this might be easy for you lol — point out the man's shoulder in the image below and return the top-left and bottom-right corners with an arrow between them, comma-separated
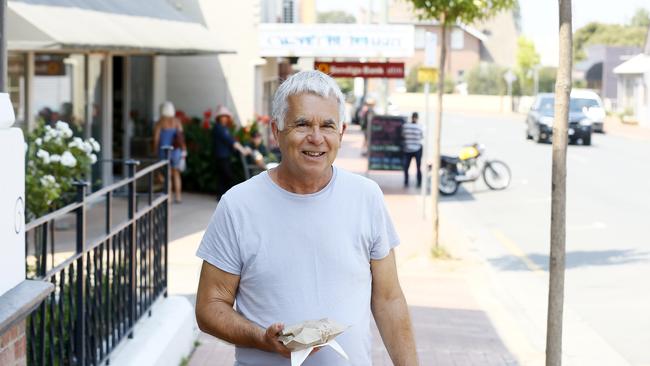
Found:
221,173 -> 268,204
335,167 -> 382,195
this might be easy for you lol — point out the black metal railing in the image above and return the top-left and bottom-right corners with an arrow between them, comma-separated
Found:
24,155 -> 171,366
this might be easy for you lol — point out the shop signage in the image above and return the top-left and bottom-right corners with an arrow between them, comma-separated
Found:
368,115 -> 406,171
259,24 -> 414,58
315,61 -> 404,79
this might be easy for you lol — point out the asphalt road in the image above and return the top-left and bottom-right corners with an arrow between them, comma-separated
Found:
434,113 -> 650,365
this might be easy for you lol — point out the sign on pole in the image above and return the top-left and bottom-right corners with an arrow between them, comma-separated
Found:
417,67 -> 438,83
424,32 -> 437,67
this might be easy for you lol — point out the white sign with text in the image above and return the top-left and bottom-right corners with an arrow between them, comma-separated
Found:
259,24 -> 414,58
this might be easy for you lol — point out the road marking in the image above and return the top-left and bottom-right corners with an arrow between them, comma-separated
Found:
492,229 -> 544,273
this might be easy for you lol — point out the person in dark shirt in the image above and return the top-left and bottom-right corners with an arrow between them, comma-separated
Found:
212,106 -> 250,200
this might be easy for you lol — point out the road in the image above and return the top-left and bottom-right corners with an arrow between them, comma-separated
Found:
434,113 -> 650,365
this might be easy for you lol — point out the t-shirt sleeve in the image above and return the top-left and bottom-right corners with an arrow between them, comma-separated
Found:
370,184 -> 400,260
195,199 -> 242,275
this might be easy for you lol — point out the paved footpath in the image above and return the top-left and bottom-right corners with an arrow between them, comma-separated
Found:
180,124 -> 522,365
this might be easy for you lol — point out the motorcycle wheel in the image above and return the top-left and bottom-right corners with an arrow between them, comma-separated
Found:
483,160 -> 511,190
438,168 -> 459,195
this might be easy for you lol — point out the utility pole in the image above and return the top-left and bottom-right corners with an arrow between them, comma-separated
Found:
0,0 -> 7,92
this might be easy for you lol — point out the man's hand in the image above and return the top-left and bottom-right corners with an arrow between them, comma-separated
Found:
260,323 -> 291,358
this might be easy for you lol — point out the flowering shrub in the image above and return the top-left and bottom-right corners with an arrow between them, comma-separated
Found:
25,121 -> 100,219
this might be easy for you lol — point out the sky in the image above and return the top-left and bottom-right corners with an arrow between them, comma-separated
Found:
316,0 -> 650,66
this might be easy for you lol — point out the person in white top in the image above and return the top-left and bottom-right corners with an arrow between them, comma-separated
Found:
195,70 -> 418,365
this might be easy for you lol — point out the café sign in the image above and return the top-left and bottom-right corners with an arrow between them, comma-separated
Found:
259,24 -> 414,58
315,61 -> 405,78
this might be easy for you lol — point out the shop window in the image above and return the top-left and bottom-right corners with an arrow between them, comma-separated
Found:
451,28 -> 464,50
33,54 -> 87,136
7,53 -> 27,128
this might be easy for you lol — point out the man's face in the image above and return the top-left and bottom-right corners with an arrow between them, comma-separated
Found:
273,93 -> 346,178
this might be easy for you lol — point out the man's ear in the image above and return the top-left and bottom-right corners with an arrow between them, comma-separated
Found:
339,123 -> 347,142
271,120 -> 280,141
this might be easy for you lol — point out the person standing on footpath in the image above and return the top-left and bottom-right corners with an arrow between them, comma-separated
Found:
212,105 -> 249,201
195,70 -> 418,365
153,101 -> 186,203
402,112 -> 424,188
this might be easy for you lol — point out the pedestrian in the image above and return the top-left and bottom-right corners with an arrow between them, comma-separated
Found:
360,98 -> 376,156
153,101 -> 186,203
211,105 -> 250,201
195,70 -> 418,365
402,112 -> 424,188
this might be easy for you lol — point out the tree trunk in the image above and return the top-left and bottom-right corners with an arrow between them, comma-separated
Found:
431,15 -> 447,248
546,1 -> 572,365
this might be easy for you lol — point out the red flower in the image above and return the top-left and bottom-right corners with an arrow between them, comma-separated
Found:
203,109 -> 212,119
202,120 -> 210,129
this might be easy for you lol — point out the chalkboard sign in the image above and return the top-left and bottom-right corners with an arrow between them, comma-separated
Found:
368,115 -> 406,171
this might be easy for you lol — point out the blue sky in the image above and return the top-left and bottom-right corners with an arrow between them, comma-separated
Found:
317,0 -> 650,65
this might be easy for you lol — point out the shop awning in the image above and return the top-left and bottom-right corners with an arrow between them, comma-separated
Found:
7,0 -> 235,55
613,54 -> 650,75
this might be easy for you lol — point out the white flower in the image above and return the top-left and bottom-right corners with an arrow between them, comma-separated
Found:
83,141 -> 93,155
36,149 -> 50,164
35,138 -> 42,146
50,154 -> 61,163
60,151 -> 77,167
40,175 -> 56,187
56,121 -> 70,131
62,127 -> 73,138
68,138 -> 81,150
89,154 -> 97,164
89,138 -> 101,152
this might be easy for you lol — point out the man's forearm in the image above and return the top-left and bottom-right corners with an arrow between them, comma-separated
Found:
372,295 -> 418,365
196,300 -> 268,351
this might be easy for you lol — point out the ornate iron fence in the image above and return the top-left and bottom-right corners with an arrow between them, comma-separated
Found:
25,157 -> 170,366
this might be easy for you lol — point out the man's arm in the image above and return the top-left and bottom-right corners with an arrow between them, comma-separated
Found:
195,261 -> 291,357
371,249 -> 418,365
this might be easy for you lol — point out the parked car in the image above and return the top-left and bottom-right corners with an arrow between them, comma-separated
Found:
571,89 -> 605,133
525,91 -> 602,145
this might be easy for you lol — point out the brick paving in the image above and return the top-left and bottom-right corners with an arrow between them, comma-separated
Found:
185,124 -> 519,365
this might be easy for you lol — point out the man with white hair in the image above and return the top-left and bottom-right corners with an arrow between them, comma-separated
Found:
195,70 -> 418,365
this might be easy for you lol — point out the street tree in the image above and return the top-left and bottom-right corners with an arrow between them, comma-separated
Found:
404,0 -> 516,248
573,19 -> 648,61
546,0 -> 571,365
516,36 -> 541,95
630,7 -> 650,28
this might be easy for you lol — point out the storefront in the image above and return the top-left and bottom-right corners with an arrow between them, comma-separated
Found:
7,0 -> 233,184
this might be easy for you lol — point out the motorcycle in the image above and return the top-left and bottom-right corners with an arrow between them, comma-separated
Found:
437,143 -> 511,195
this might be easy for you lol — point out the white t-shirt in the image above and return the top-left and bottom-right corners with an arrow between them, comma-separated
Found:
196,166 -> 400,366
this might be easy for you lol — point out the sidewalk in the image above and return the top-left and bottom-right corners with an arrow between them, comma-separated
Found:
179,125 -> 520,365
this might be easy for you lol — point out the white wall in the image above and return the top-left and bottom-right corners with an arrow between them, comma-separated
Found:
164,0 -> 262,125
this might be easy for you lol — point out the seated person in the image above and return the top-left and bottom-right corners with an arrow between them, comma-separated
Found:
246,131 -> 269,171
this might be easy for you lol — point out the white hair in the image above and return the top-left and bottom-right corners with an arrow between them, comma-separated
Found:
272,70 -> 346,131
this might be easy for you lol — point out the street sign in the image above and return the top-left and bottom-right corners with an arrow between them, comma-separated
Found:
417,67 -> 438,83
503,69 -> 517,84
424,32 -> 437,67
315,61 -> 404,78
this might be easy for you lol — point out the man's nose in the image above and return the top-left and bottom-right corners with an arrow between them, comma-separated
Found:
306,126 -> 324,144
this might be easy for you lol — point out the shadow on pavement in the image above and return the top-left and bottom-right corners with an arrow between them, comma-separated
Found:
488,249 -> 650,272
372,305 -> 518,365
